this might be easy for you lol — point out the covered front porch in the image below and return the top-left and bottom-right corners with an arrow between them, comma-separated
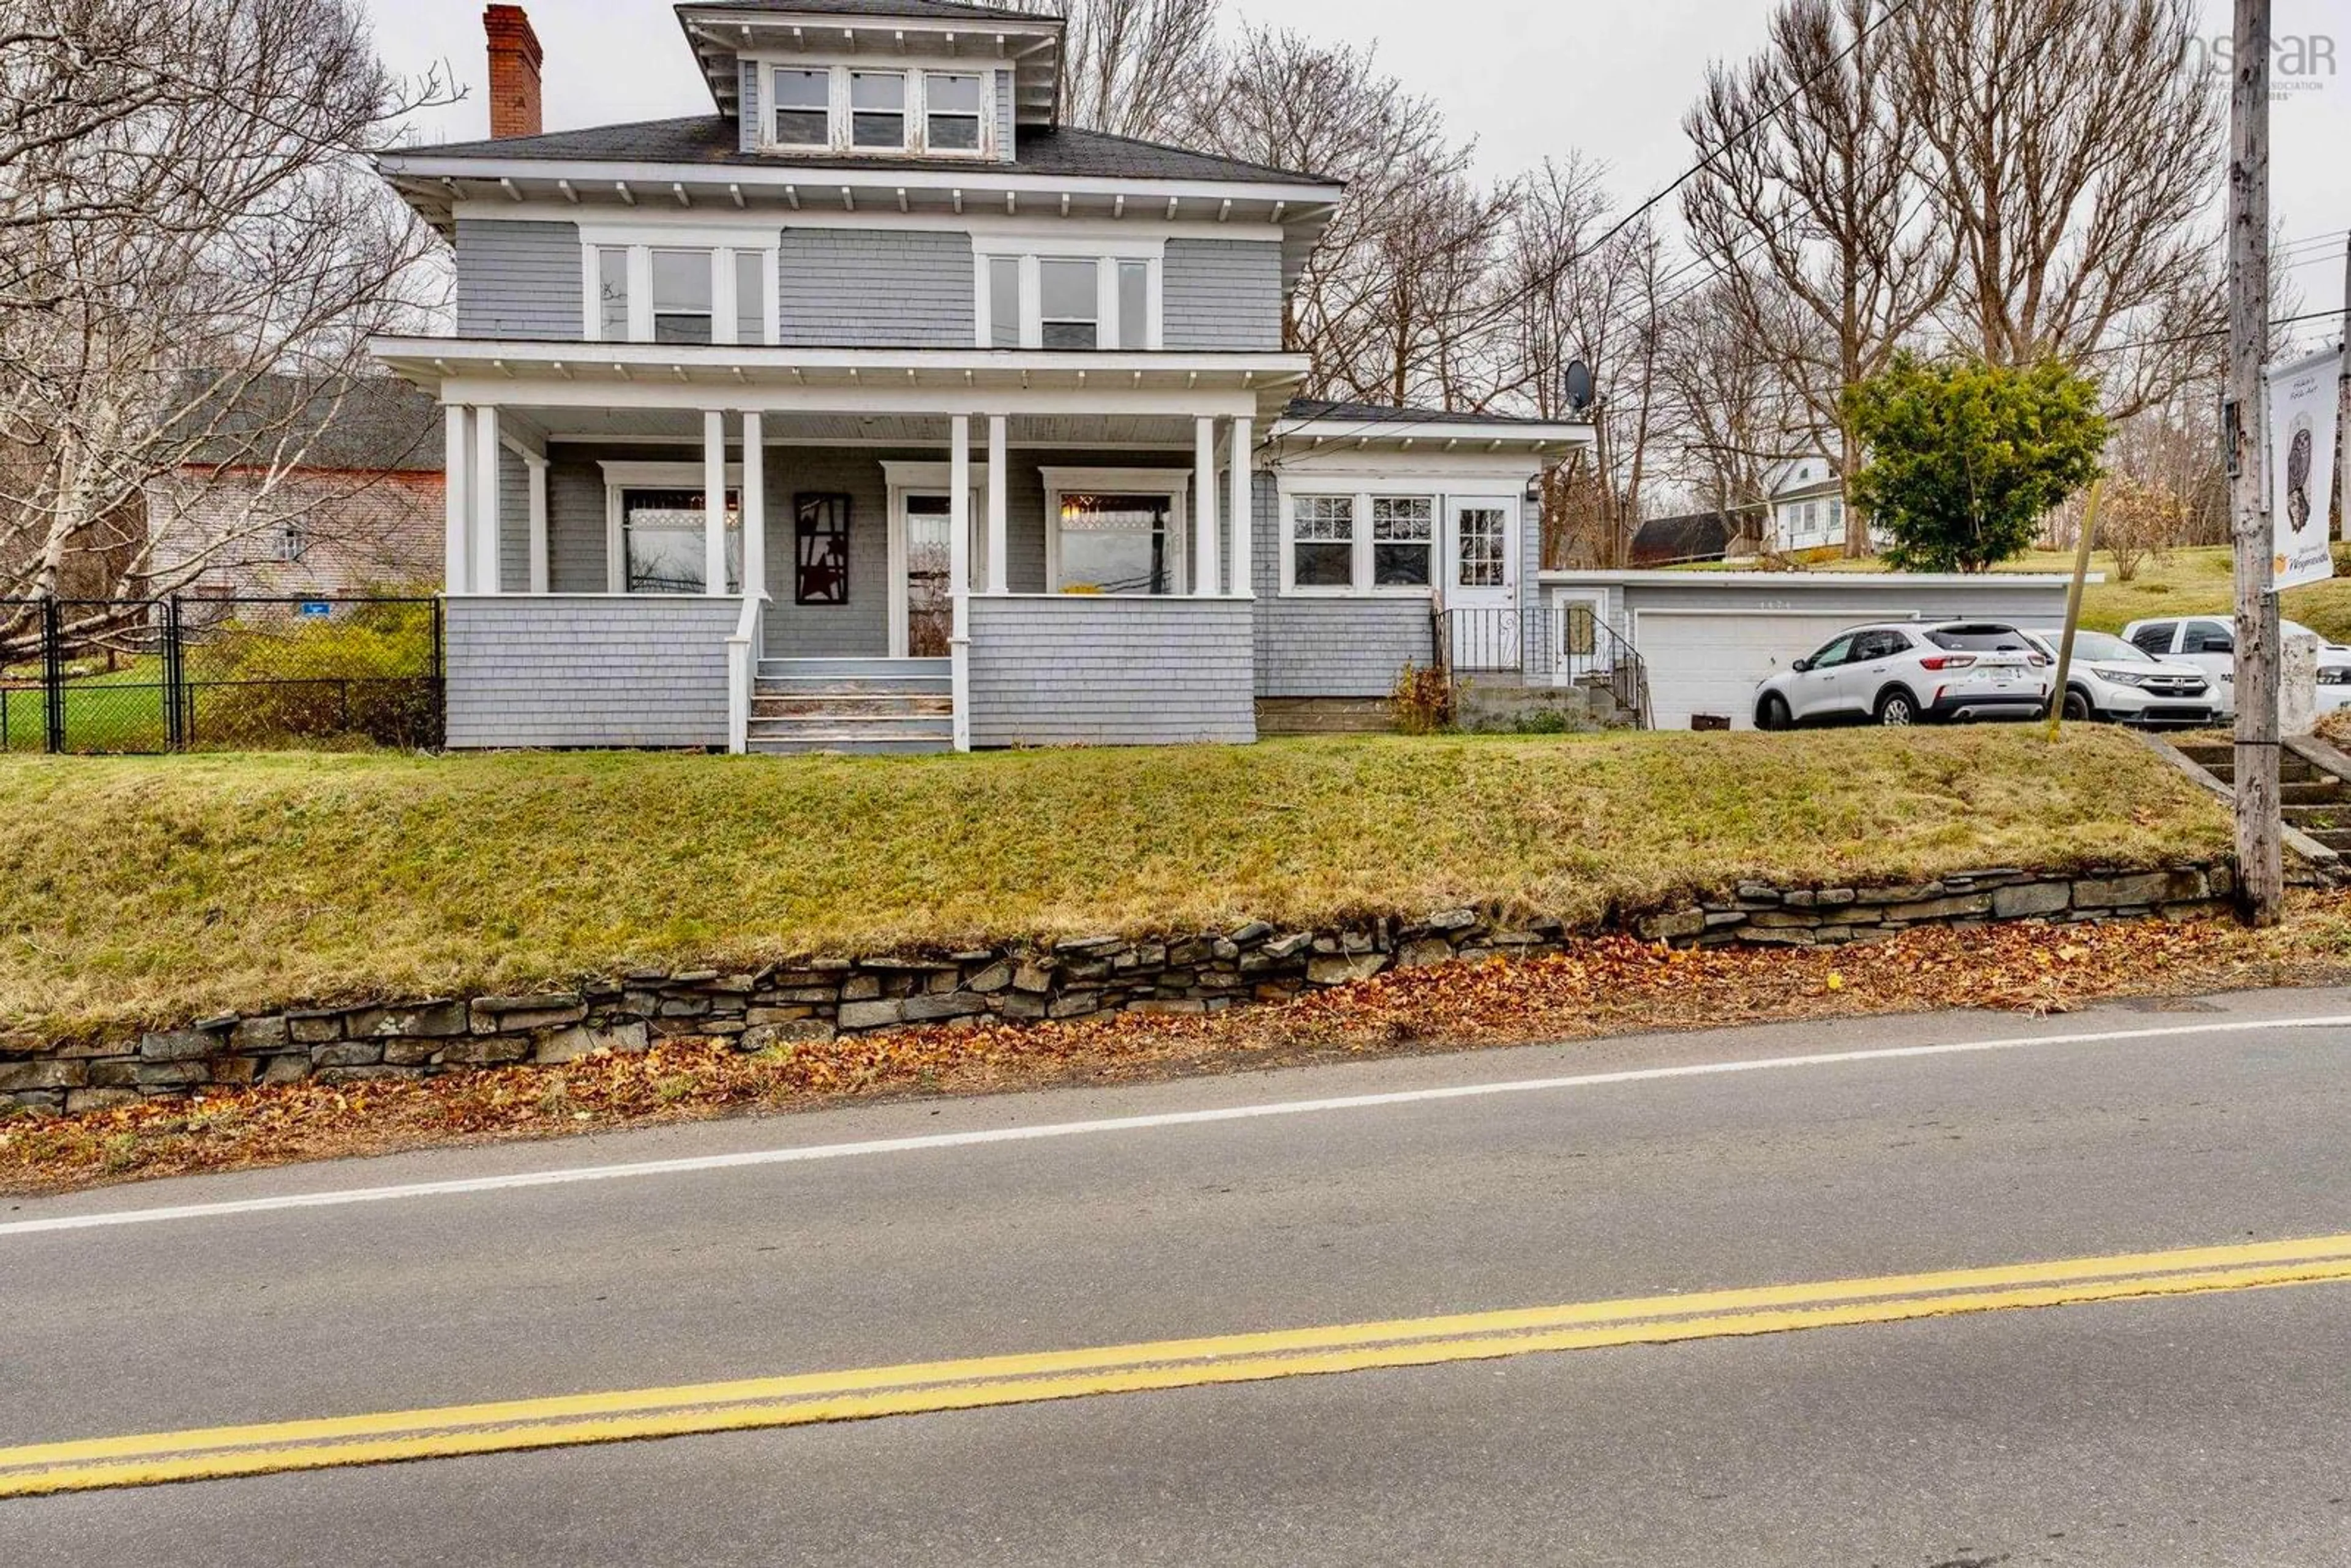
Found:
380,340 -> 1300,752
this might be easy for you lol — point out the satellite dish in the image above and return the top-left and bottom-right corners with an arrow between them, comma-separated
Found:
1562,358 -> 1595,416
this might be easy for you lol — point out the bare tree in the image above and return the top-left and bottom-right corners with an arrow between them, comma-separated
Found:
1002,0 -> 1222,143
1898,0 -> 2222,415
1680,0 -> 1954,557
0,0 -> 451,655
1654,276 -> 1797,553
1188,28 -> 1491,405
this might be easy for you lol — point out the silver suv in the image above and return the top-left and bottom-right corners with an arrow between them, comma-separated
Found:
1755,621 -> 2053,729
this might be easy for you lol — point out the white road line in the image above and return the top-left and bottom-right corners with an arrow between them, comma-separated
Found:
5,1013 -> 2346,1239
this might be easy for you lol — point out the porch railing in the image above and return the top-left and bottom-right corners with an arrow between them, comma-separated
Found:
1436,605 -> 1651,728
725,591 -> 763,754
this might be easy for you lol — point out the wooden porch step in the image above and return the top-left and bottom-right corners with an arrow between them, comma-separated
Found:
752,694 -> 954,719
747,732 -> 953,756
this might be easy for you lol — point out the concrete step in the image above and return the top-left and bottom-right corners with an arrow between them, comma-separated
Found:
2306,828 -> 2351,853
2282,780 -> 2346,806
2284,801 -> 2351,827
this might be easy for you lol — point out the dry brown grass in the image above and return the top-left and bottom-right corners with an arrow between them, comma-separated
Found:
0,727 -> 2227,1044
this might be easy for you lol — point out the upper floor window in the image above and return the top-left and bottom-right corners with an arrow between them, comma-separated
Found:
772,69 -> 828,147
975,250 -> 1160,351
763,62 -> 993,157
850,71 -> 906,148
587,241 -> 776,346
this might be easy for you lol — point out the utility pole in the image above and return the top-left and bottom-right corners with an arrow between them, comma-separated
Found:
2227,0 -> 2281,926
2339,233 -> 2349,543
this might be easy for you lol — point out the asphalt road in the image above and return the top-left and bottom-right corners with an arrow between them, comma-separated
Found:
7,989 -> 2351,1564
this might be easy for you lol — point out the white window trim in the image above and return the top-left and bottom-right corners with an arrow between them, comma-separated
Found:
757,60 -> 998,159
601,460 -> 746,595
1276,482 -> 1449,598
580,234 -> 781,347
972,239 -> 1164,351
1039,466 -> 1190,597
1446,497 -> 1517,596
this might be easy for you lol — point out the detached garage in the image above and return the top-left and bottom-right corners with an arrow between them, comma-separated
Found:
1534,570 -> 2086,730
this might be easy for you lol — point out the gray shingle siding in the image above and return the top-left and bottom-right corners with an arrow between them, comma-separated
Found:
1163,239 -> 1283,351
496,447 -> 529,592
995,69 -> 1014,162
455,219 -> 582,340
740,60 -> 761,155
777,228 -> 973,347
967,597 -> 1256,746
1248,474 -> 1438,697
444,596 -> 737,749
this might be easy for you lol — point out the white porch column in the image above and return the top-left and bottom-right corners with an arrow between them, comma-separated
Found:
702,410 -> 727,596
986,413 -> 1009,595
471,404 -> 501,593
443,405 -> 472,595
740,411 -> 766,602
949,414 -> 973,751
524,452 -> 550,594
1227,416 -> 1254,597
1193,415 -> 1219,598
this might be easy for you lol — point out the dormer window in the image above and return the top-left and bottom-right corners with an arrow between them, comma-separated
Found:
926,74 -> 983,151
849,72 -> 906,148
759,62 -> 995,157
772,69 -> 828,147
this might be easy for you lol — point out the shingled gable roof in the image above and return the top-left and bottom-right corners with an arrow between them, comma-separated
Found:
402,115 -> 1336,188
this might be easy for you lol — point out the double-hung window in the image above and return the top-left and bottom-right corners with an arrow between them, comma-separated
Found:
978,253 -> 1160,350
772,68 -> 829,147
1040,259 -> 1100,350
584,242 -> 774,345
925,73 -> 983,151
651,250 -> 713,344
1286,492 -> 1442,593
1371,497 -> 1434,587
1291,496 -> 1355,588
850,71 -> 907,149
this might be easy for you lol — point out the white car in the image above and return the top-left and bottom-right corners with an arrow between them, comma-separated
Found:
2120,615 -> 2351,718
2018,629 -> 2217,728
1754,621 -> 2053,729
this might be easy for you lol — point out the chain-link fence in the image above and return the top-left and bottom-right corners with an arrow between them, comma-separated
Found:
0,596 -> 441,754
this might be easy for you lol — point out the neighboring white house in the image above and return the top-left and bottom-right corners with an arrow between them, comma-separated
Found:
369,1 -> 1590,753
1760,454 -> 1850,555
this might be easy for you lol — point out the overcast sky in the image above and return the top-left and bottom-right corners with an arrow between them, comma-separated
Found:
367,0 -> 2350,332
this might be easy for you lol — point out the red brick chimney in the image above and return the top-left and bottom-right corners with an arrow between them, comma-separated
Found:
484,6 -> 544,140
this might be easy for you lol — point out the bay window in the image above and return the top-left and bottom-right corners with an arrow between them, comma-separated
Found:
849,71 -> 907,148
925,73 -> 983,151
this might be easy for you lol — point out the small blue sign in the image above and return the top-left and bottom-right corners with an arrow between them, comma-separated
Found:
297,601 -> 332,620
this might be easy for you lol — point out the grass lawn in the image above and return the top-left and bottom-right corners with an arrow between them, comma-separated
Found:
0,727 -> 2226,1045
0,659 -> 172,754
1684,545 -> 2351,642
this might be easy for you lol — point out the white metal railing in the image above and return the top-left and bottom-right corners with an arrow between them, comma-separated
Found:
725,591 -> 763,754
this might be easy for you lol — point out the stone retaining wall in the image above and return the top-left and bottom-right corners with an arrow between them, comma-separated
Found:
0,862 -> 2231,1115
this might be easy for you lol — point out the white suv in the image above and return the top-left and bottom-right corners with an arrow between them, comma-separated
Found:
2018,628 -> 2216,728
2120,615 -> 2351,718
1754,621 -> 2052,729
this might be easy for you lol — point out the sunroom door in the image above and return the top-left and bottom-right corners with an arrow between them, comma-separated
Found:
1445,497 -> 1516,671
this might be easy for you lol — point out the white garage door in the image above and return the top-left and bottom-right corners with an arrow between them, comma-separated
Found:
1634,610 -> 1863,731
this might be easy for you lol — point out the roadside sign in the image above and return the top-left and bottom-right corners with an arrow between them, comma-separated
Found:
2267,346 -> 2341,590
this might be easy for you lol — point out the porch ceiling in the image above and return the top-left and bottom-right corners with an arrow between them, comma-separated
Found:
372,338 -> 1307,421
509,408 -> 1209,448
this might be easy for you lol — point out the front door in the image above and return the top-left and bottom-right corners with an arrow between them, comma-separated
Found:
1445,498 -> 1515,670
891,488 -> 984,658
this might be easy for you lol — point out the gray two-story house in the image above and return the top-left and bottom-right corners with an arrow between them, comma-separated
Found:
372,0 -> 1588,752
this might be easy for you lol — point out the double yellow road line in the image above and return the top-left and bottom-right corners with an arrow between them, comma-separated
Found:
10,1230 -> 2351,1498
